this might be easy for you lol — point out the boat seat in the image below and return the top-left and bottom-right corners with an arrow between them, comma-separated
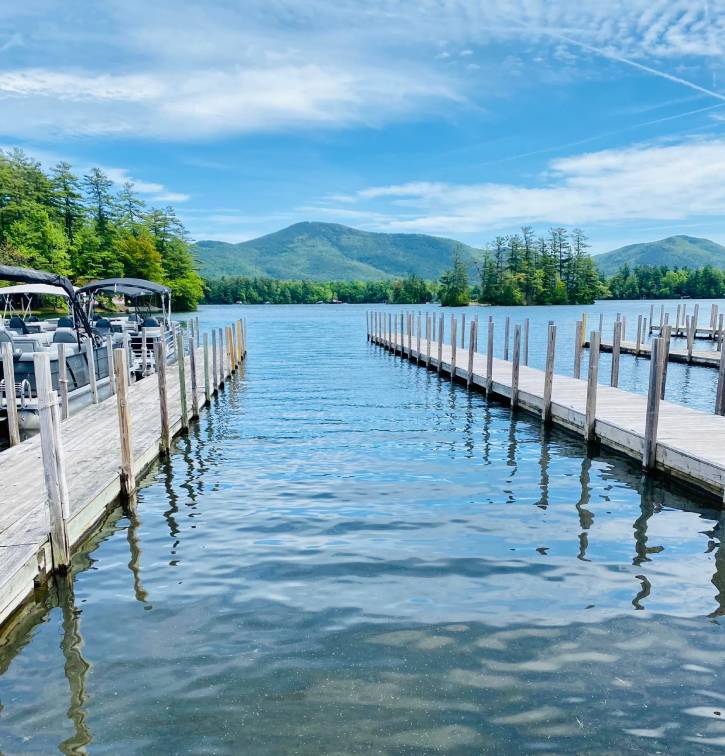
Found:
53,330 -> 77,344
8,316 -> 29,335
57,316 -> 74,328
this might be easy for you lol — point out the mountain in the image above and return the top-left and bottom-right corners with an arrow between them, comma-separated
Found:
594,235 -> 725,276
193,222 -> 481,280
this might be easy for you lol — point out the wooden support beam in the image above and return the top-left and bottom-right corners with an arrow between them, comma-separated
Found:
154,340 -> 170,454
648,304 -> 654,334
416,311 -> 422,363
113,347 -> 136,502
584,331 -> 600,444
511,324 -> 521,409
611,320 -> 622,388
2,342 -> 20,446
719,314 -> 724,353
542,322 -> 556,425
643,337 -> 665,470
687,315 -> 694,362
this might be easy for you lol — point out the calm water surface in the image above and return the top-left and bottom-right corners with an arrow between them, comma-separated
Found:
1,301 -> 725,754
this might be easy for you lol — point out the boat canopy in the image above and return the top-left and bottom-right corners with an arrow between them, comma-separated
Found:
0,283 -> 74,298
77,278 -> 170,298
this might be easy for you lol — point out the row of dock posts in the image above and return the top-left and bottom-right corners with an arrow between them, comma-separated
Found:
32,317 -> 246,573
366,307 -> 725,479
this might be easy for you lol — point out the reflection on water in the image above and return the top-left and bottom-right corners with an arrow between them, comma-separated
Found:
1,303 -> 725,754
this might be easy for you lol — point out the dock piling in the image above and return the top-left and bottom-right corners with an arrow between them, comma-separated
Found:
211,330 -> 218,391
511,324 -> 521,408
189,335 -> 199,419
85,339 -> 98,404
635,315 -> 643,356
611,320 -> 622,387
106,336 -> 116,395
716,344 -> 725,416
2,342 -> 20,445
437,314 -> 444,373
543,322 -> 556,425
141,328 -> 148,377
643,338 -> 665,470
426,314 -> 431,366
661,324 -> 671,399
203,333 -> 211,404
154,341 -> 170,453
176,329 -> 189,430
113,347 -> 136,503
486,317 -> 494,394
467,318 -> 476,389
56,342 -> 69,421
523,318 -> 529,366
504,316 -> 510,361
460,314 -> 465,349
573,320 -> 583,379
450,316 -> 457,377
584,331 -> 600,443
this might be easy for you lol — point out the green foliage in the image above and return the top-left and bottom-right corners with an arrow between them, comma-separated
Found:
438,250 -> 471,306
203,274 -> 436,305
0,149 -> 202,309
194,222 -> 481,280
474,227 -> 602,306
605,263 -> 725,299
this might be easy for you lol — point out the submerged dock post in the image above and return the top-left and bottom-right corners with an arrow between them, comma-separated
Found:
486,317 -> 494,394
511,324 -> 521,408
584,331 -> 600,443
643,338 -> 665,470
2,342 -> 20,446
35,351 -> 70,570
154,341 -> 170,454
113,347 -> 136,503
542,322 -> 556,425
611,320 -> 622,388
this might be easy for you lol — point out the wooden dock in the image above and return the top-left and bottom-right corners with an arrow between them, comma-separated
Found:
368,312 -> 725,503
587,338 -> 723,368
0,320 -> 246,630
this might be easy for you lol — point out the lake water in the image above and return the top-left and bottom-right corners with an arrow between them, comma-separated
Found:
1,300 -> 725,753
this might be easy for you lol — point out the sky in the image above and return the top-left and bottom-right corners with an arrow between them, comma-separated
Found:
2,1 -> 725,254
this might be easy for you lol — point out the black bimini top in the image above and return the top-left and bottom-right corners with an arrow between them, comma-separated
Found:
0,264 -> 77,300
77,278 -> 171,299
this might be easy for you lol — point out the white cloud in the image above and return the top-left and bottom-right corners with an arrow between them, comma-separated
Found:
322,138 -> 725,234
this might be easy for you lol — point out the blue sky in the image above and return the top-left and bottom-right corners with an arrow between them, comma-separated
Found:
2,1 -> 725,254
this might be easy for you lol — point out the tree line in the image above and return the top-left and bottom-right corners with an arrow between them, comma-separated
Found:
0,149 -> 203,309
605,263 -> 725,300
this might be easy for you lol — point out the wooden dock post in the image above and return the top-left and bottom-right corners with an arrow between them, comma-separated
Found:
85,339 -> 98,404
598,312 -> 603,334
56,342 -> 70,421
2,342 -> 20,446
621,315 -> 626,341
113,347 -> 136,502
675,304 -> 681,332
711,304 -> 719,338
105,336 -> 116,396
203,333 -> 211,404
659,304 -> 664,329
407,312 -> 412,356
211,330 -> 218,391
189,335 -> 199,419
573,320 -> 583,379
584,331 -> 600,443
542,322 -> 556,425
393,314 -> 398,355
450,316 -> 457,378
611,320 -> 622,387
467,318 -> 476,389
643,338 -> 665,470
154,341 -> 170,453
523,318 -> 529,366
648,304 -> 654,334
176,329 -> 189,430
635,315 -> 643,356
716,343 -> 725,415
504,316 -> 510,361
686,315 -> 694,363
511,324 -> 521,408
34,353 -> 70,570
693,303 -> 700,337
581,314 -> 588,346
661,324 -> 671,399
141,328 -> 148,377
416,311 -> 422,363
366,311 -> 370,341
719,314 -> 724,353
486,317 -> 494,394
460,313 -> 466,348
426,314 -> 432,366
437,314 -> 444,373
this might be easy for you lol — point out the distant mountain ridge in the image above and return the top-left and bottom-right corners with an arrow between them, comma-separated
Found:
593,235 -> 725,276
193,222 -> 481,280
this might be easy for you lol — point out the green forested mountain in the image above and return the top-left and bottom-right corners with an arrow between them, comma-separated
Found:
0,149 -> 203,309
594,235 -> 725,276
194,222 -> 481,280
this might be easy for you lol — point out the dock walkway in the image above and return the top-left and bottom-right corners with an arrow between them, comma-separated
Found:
1,325 -> 245,629
371,326 -> 725,502
587,339 -> 722,368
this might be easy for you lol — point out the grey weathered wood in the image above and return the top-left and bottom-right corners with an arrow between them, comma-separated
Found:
643,338 -> 665,470
466,319 -> 476,389
611,320 -> 622,387
154,340 -> 170,453
511,324 -> 521,408
687,315 -> 694,362
34,353 -> 70,570
426,314 -> 431,366
141,328 -> 148,377
659,304 -> 664,328
450,316 -> 457,377
523,318 -> 529,366
211,329 -> 218,391
584,330 -> 600,443
598,312 -> 604,334
621,315 -> 626,340
675,304 -> 681,332
2,342 -> 20,445
573,320 -> 582,379
693,303 -> 700,336
635,314 -> 643,356
486,316 -> 494,394
437,314 -> 444,373
460,313 -> 465,348
716,342 -> 725,415
416,312 -> 422,363
711,304 -> 718,338
203,333 -> 211,404
648,304 -> 654,333
393,314 -> 398,355
504,316 -> 510,361
189,335 -> 199,419
57,343 -> 70,420
719,314 -> 724,353
106,336 -> 116,396
113,347 -> 136,501
660,324 -> 671,399
176,329 -> 188,430
85,338 -> 98,404
542,322 -> 556,424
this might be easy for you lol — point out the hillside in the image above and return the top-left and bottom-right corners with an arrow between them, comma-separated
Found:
194,222 -> 481,280
594,235 -> 725,276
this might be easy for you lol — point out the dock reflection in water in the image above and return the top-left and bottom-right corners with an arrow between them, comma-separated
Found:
1,303 -> 725,754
